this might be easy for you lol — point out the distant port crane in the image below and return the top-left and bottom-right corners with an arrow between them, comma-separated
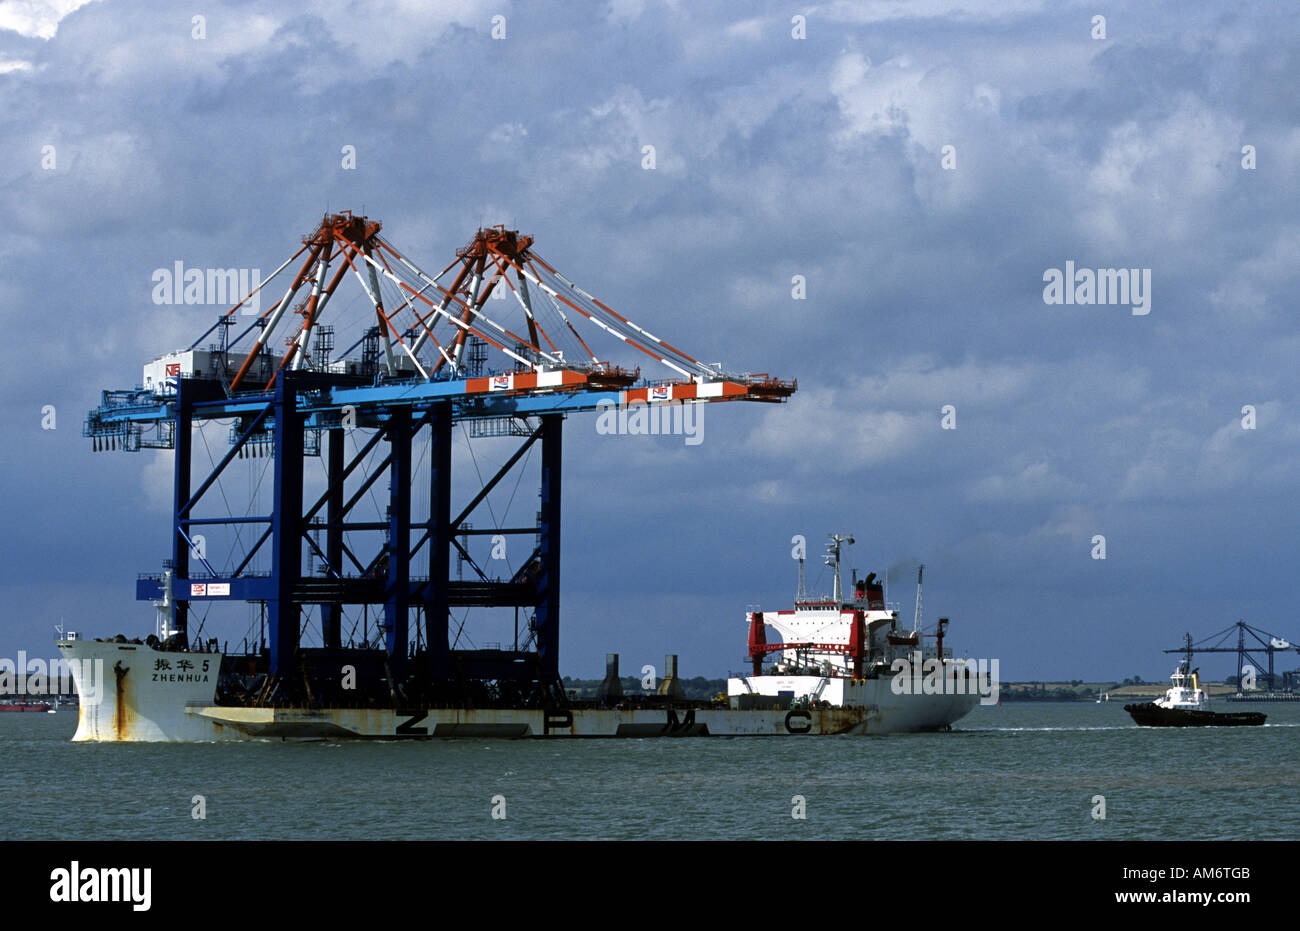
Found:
83,213 -> 795,707
1165,622 -> 1299,695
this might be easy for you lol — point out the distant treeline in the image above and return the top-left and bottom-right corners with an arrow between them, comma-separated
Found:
560,676 -> 1183,703
1000,684 -> 1116,702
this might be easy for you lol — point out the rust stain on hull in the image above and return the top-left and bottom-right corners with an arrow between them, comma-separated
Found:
819,707 -> 870,734
113,661 -> 128,741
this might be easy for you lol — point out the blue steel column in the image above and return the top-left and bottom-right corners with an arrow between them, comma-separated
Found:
424,406 -> 451,681
170,380 -> 193,643
535,414 -> 562,682
268,375 -> 304,676
384,408 -> 411,680
321,426 -> 344,649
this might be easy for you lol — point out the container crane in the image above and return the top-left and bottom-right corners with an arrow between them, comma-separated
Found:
1164,622 -> 1299,695
83,213 -> 796,707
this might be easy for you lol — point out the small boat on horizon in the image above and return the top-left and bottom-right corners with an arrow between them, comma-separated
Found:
0,700 -> 56,713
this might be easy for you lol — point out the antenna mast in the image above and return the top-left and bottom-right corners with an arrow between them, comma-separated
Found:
825,533 -> 855,605
155,568 -> 176,642
912,564 -> 925,633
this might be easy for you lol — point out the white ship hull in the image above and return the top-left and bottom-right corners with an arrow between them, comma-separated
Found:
58,639 -> 225,741
57,640 -> 977,742
727,674 -> 979,733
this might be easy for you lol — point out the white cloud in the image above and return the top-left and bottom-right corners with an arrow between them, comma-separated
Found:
746,384 -> 930,472
725,17 -> 764,42
0,0 -> 99,40
140,448 -> 174,512
1119,402 -> 1299,500
826,50 -> 1018,210
745,355 -> 1040,472
1026,504 -> 1095,541
819,0 -> 1048,23
968,461 -> 1084,502
1208,227 -> 1300,323
604,0 -> 645,25
1078,96 -> 1243,251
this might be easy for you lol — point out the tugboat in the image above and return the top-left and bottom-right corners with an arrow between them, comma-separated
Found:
1125,636 -> 1265,727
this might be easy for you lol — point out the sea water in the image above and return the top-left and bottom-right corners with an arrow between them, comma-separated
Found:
2,702 -> 1297,840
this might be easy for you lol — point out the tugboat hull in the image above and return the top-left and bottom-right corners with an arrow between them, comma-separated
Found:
1124,702 -> 1265,727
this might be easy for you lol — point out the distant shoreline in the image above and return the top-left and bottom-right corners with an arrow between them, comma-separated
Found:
559,676 -> 1288,704
999,681 -> 1245,702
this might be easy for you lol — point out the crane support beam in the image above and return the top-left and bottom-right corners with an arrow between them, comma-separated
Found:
269,374 -> 305,674
535,414 -> 562,682
320,427 -> 345,649
424,406 -> 452,682
383,406 -> 412,680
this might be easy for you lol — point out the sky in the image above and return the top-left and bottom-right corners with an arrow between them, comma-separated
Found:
1,0 -> 1297,683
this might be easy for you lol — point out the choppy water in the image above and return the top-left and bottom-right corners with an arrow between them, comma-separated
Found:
3,702 -> 1298,840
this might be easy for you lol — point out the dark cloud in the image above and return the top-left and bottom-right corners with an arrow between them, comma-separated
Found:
1,0 -> 1296,681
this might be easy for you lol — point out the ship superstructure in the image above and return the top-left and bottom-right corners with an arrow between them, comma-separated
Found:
726,535 -> 979,731
745,535 -> 952,678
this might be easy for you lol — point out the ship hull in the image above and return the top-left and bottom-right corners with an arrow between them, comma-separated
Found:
727,674 -> 979,734
58,639 -> 224,741
58,640 -> 978,742
1124,702 -> 1266,727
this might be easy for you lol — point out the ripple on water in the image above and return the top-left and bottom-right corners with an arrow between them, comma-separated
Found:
2,703 -> 1297,840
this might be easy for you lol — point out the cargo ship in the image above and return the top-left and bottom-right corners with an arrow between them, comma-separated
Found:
56,534 -> 980,740
726,536 -> 981,731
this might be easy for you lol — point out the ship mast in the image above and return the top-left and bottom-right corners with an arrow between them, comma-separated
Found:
154,568 -> 177,642
824,533 -> 854,605
912,564 -> 925,633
